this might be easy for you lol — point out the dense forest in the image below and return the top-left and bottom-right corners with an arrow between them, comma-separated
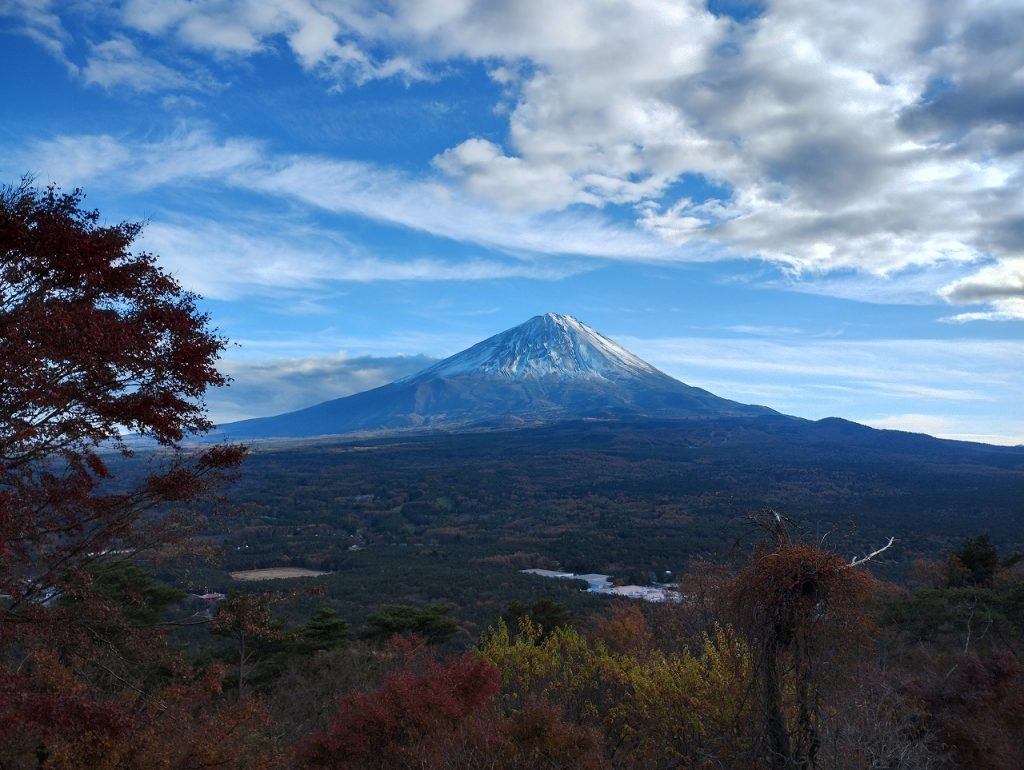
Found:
166,418 -> 1024,633
3,183 -> 1024,768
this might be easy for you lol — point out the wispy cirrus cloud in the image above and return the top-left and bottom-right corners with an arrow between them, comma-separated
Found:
0,0 -> 76,72
15,130 -> 264,191
862,414 -> 1021,447
9,128 -> 671,271
138,218 -> 589,300
82,37 -> 217,93
621,333 -> 1021,420
863,413 -> 952,435
626,336 -> 1017,388
248,155 -> 673,261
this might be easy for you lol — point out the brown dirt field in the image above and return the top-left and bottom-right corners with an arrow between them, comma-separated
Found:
229,567 -> 330,581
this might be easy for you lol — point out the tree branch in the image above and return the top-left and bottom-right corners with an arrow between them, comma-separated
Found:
848,537 -> 895,568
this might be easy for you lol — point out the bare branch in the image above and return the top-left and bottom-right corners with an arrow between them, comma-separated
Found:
848,536 -> 895,568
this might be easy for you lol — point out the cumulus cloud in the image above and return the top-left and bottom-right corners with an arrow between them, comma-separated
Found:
411,0 -> 1023,314
939,257 -> 1024,321
120,0 -> 424,83
433,138 -> 587,211
941,259 -> 1024,303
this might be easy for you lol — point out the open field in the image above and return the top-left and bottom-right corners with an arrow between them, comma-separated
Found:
229,567 -> 330,581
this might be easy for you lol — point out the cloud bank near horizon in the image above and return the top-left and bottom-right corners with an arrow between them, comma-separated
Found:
208,353 -> 437,425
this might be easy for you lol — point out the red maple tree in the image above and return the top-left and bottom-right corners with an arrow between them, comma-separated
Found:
297,652 -> 607,770
0,180 -> 249,764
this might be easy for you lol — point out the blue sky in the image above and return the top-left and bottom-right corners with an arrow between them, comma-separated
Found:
2,0 -> 1022,444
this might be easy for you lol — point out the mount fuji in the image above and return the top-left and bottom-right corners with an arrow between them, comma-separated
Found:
217,313 -> 776,440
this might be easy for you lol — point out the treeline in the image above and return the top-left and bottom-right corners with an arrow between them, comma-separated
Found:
207,420 -> 1024,585
4,521 -> 1023,768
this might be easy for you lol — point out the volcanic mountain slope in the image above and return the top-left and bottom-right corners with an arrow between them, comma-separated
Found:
217,313 -> 776,439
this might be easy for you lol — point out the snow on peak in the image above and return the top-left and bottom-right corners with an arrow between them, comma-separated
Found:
404,313 -> 664,383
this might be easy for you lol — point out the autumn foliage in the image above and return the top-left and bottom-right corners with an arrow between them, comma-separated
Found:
297,653 -> 500,768
0,180 -> 244,591
297,650 -> 609,770
1,179 -> 243,604
728,532 -> 877,769
1,181 -> 249,767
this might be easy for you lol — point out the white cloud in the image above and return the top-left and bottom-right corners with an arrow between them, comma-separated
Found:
16,130 -> 264,192
863,413 -> 952,435
942,258 -> 1024,303
120,0 -> 424,83
940,258 -> 1024,321
9,0 -> 1024,318
348,3 -> 1013,312
862,414 -> 1024,447
942,298 -> 1024,323
761,262 -> 985,307
138,218 -> 590,300
626,336 -> 1014,388
82,37 -> 209,92
137,220 -> 335,300
407,0 -> 1024,311
248,154 -> 672,260
619,334 -> 1022,426
433,138 -> 587,212
209,352 -> 437,423
0,0 -> 76,72
10,128 -> 670,265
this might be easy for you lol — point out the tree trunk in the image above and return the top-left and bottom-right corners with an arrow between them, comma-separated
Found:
761,644 -> 791,770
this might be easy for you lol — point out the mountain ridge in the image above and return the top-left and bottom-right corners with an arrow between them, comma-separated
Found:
216,313 -> 775,439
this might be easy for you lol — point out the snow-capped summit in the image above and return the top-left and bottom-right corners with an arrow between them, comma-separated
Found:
218,313 -> 776,439
402,313 -> 661,383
